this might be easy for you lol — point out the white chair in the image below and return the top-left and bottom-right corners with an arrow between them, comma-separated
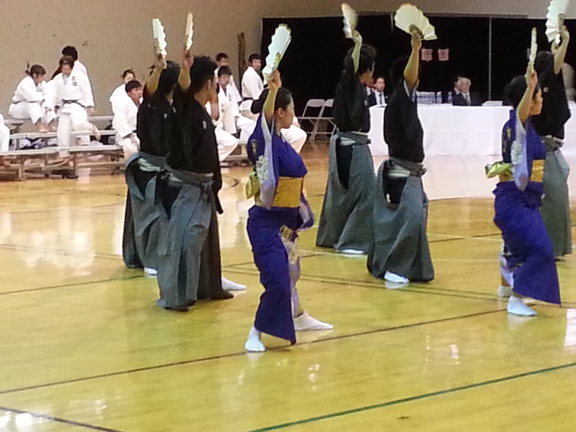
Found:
299,99 -> 326,141
312,98 -> 336,141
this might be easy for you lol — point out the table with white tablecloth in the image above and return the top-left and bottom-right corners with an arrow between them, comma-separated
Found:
368,104 -> 576,157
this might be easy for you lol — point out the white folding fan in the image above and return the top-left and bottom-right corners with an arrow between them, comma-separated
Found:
185,12 -> 194,50
529,27 -> 538,65
262,24 -> 292,81
394,3 -> 437,41
546,0 -> 569,43
342,3 -> 358,39
152,18 -> 168,56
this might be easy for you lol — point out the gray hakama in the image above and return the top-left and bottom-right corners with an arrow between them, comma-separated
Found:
540,137 -> 572,257
316,132 -> 375,252
367,159 -> 434,282
124,152 -> 167,271
155,168 -> 230,309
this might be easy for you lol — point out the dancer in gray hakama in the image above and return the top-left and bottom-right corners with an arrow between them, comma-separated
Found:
316,24 -> 377,254
532,25 -> 572,257
368,31 -> 434,285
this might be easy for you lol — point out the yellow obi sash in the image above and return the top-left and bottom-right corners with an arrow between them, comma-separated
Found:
245,174 -> 303,208
531,159 -> 544,183
485,160 -> 544,183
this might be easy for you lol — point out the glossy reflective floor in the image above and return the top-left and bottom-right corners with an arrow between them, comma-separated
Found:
1,146 -> 575,431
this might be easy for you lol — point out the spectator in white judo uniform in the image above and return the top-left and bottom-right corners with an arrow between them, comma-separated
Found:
112,80 -> 143,158
8,64 -> 56,132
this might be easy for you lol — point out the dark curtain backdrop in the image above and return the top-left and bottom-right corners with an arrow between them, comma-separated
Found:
261,16 -> 575,114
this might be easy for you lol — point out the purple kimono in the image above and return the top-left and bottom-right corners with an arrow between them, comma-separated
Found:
247,114 -> 314,343
493,109 -> 560,304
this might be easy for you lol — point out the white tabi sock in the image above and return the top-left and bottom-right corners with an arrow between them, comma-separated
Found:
222,277 -> 246,291
245,327 -> 265,352
294,311 -> 333,331
498,284 -> 512,298
384,271 -> 409,284
507,295 -> 538,316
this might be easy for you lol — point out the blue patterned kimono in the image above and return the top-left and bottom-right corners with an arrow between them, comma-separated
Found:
246,114 -> 314,343
493,109 -> 560,304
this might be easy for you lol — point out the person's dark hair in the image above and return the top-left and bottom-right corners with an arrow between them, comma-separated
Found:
189,56 -> 217,94
344,45 -> 377,77
217,66 -> 232,77
251,88 -> 293,114
534,51 -> 554,75
248,53 -> 261,64
155,60 -> 180,97
390,55 -> 409,86
216,52 -> 228,62
374,75 -> 385,82
61,46 -> 79,61
59,56 -> 75,68
503,75 -> 541,109
125,79 -> 142,93
27,64 -> 46,77
122,69 -> 135,79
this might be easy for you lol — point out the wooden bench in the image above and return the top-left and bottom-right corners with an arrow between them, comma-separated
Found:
0,142 -> 123,180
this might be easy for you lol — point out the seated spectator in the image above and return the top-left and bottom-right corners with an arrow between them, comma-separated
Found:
110,69 -> 136,111
0,114 -> 9,152
113,80 -> 142,158
368,76 -> 387,106
215,53 -> 242,104
8,64 -> 55,132
452,76 -> 482,106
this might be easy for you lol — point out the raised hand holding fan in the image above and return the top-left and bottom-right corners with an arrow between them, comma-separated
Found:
262,24 -> 292,81
394,3 -> 437,41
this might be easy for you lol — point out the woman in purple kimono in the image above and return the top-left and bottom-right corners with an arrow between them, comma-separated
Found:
488,65 -> 561,316
244,71 -> 332,352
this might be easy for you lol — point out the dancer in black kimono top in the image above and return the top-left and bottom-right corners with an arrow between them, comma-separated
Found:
532,25 -> 572,259
367,31 -> 434,287
316,30 -> 377,254
155,52 -> 233,311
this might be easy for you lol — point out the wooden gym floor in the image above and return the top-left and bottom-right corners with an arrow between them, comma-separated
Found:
0,147 -> 575,431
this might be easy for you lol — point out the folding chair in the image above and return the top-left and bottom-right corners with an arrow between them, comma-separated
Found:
299,98 -> 325,142
313,98 -> 336,141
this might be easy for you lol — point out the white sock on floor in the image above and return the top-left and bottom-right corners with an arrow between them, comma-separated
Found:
144,267 -> 158,277
245,327 -> 265,352
294,312 -> 333,331
338,249 -> 365,255
507,295 -> 537,316
222,277 -> 246,291
384,271 -> 409,284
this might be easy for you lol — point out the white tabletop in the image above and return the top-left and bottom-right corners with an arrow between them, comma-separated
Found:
369,104 -> 576,157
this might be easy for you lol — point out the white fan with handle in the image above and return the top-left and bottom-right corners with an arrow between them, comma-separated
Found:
394,3 -> 437,41
342,3 -> 358,39
185,12 -> 194,50
262,24 -> 292,81
152,18 -> 168,56
546,0 -> 570,43
529,27 -> 538,65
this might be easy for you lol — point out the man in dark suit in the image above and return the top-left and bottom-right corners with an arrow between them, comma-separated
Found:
452,76 -> 482,106
367,76 -> 387,106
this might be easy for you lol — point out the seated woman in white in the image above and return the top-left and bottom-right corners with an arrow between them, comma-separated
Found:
8,64 -> 55,132
0,114 -> 9,152
109,69 -> 136,112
